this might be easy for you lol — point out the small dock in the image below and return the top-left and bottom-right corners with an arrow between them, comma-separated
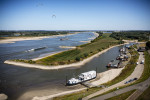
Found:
81,82 -> 97,88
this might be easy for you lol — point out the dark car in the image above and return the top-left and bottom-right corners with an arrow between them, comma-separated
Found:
124,78 -> 138,84
133,78 -> 138,80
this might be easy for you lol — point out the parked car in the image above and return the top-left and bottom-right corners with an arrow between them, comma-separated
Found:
136,62 -> 139,65
124,78 -> 138,84
141,60 -> 144,64
133,78 -> 138,80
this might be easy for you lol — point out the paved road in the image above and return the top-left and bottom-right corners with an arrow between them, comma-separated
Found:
91,77 -> 150,100
83,52 -> 145,100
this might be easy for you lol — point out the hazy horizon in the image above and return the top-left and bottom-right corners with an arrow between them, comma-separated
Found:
0,0 -> 150,30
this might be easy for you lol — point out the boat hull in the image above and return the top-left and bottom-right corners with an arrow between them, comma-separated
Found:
66,76 -> 96,86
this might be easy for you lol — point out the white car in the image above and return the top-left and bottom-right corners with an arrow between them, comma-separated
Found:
136,62 -> 139,65
141,60 -> 144,64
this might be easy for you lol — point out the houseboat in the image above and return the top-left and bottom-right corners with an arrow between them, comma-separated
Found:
119,48 -> 126,52
66,70 -> 96,85
106,60 -> 120,68
27,46 -> 47,52
60,37 -> 68,41
116,54 -> 128,61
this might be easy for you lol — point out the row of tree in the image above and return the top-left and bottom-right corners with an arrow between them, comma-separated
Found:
0,31 -> 71,37
110,31 -> 150,41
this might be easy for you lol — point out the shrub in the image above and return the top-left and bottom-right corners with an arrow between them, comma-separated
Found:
28,60 -> 35,64
146,41 -> 150,49
84,53 -> 89,57
75,57 -> 80,61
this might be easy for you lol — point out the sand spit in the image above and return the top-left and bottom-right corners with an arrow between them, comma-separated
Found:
93,32 -> 99,37
92,68 -> 124,85
32,88 -> 86,100
4,44 -> 124,70
59,46 -> 76,49
0,32 -> 79,44
80,40 -> 91,43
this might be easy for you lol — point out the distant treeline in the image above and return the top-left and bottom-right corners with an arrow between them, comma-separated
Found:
0,31 -> 71,37
110,31 -> 150,41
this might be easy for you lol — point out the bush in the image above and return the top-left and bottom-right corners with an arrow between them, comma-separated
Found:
75,57 -> 80,61
146,41 -> 150,49
28,60 -> 35,64
84,53 -> 89,57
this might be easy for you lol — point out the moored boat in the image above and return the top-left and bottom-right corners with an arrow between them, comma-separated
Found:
106,60 -> 120,68
66,70 -> 96,85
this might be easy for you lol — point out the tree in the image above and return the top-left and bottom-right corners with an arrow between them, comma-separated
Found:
146,41 -> 150,49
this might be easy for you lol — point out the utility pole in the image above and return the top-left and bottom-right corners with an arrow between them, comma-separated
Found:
96,67 -> 97,77
66,76 -> 68,86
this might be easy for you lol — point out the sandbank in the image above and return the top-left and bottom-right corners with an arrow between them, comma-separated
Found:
59,46 -> 76,49
0,32 -> 79,44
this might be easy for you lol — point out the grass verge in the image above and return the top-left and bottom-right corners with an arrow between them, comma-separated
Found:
53,87 -> 102,100
137,86 -> 150,100
106,89 -> 136,100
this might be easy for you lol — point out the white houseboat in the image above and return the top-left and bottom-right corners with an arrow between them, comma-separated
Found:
67,70 -> 96,85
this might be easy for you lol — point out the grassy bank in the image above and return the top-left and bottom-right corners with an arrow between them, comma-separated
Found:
134,51 -> 150,100
135,51 -> 150,83
137,86 -> 150,100
53,87 -> 101,100
12,33 -> 120,65
106,89 -> 136,100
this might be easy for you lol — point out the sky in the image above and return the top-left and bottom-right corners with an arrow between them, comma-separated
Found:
0,0 -> 150,30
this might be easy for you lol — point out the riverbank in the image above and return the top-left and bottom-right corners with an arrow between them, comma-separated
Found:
31,68 -> 125,100
30,47 -> 131,100
4,43 -> 124,70
0,32 -> 79,44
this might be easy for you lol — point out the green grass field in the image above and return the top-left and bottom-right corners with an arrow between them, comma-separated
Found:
35,33 -> 119,65
106,89 -> 136,100
137,86 -> 150,100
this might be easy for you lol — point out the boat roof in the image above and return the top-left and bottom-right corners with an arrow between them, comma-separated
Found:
80,70 -> 96,75
110,60 -> 120,65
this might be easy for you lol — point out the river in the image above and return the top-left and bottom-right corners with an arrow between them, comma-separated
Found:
0,32 -> 123,100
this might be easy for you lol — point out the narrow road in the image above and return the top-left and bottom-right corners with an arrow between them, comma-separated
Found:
83,52 -> 144,100
91,77 -> 150,100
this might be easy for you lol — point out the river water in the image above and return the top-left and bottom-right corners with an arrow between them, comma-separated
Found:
0,32 -> 123,100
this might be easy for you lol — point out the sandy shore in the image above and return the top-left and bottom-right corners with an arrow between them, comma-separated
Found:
0,32 -> 79,44
93,32 -> 99,37
31,68 -> 125,100
59,46 -> 76,49
80,40 -> 91,43
4,43 -> 124,70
